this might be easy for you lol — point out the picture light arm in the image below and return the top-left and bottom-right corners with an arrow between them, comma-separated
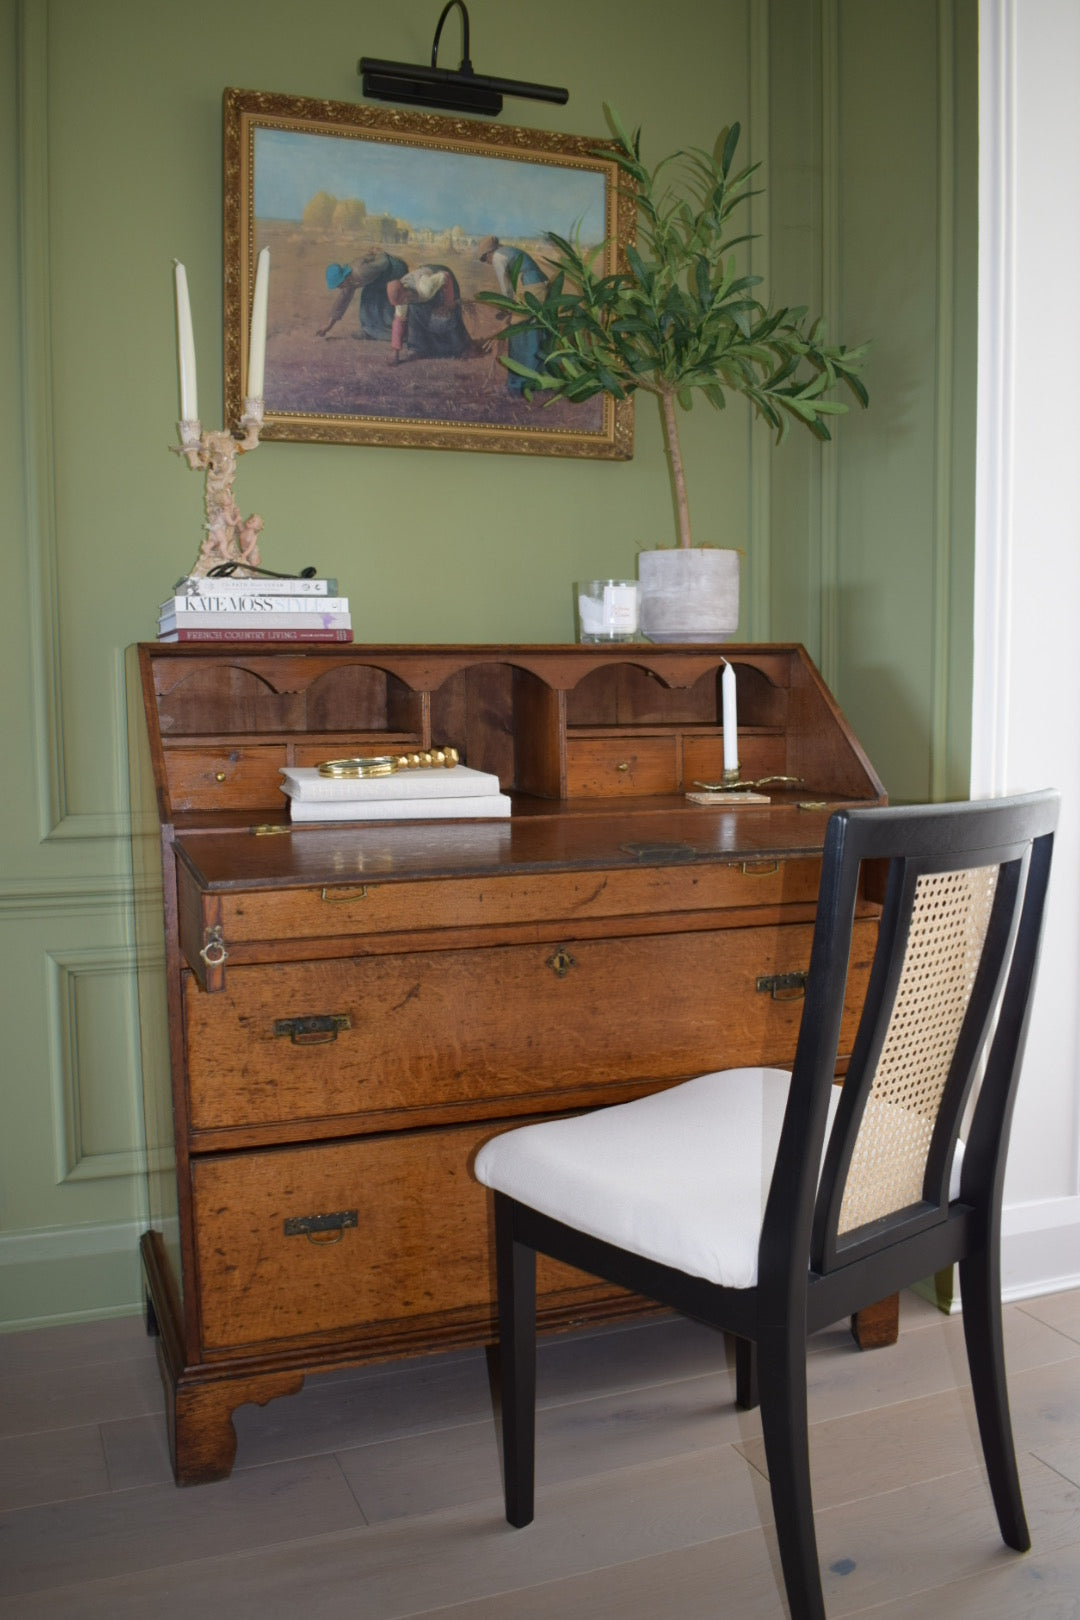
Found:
359,1 -> 569,118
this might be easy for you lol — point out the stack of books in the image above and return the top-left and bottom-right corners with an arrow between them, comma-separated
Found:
280,764 -> 512,823
157,575 -> 352,643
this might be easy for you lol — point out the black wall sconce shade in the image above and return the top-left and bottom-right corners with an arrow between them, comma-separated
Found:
359,1 -> 568,118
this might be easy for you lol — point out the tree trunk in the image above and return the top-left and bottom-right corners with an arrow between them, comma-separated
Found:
659,391 -> 692,548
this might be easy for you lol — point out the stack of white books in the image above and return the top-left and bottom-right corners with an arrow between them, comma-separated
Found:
280,764 -> 512,822
158,575 -> 352,642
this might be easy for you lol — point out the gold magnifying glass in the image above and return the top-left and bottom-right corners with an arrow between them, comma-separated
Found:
318,756 -> 398,778
318,748 -> 460,779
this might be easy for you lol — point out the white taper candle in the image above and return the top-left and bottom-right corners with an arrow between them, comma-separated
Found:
173,260 -> 197,420
722,660 -> 738,773
247,247 -> 270,399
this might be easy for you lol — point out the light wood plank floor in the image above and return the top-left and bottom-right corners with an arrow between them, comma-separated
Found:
1,1288 -> 1078,1617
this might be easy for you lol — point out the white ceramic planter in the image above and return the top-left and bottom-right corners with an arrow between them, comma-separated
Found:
637,548 -> 740,643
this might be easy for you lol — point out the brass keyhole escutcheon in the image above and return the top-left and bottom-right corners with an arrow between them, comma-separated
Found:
546,946 -> 576,979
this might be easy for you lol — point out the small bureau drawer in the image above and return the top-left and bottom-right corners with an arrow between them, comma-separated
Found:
565,735 -> 677,796
183,919 -> 877,1133
682,733 -> 787,788
563,731 -> 790,797
191,1125 -> 602,1351
165,745 -> 286,811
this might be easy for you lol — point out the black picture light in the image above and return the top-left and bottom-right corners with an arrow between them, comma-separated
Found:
359,1 -> 569,118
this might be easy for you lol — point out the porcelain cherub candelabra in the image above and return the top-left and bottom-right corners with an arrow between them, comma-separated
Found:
173,401 -> 265,578
172,251 -> 269,577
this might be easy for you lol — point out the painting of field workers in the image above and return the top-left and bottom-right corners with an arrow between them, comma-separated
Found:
239,107 -> 623,454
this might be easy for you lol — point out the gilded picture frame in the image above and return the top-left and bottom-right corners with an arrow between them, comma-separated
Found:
223,88 -> 634,459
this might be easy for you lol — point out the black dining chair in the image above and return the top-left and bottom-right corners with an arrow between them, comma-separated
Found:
474,791 -> 1058,1620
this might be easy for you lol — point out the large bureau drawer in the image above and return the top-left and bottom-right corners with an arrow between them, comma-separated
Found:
191,1125 -> 609,1352
183,919 -> 877,1134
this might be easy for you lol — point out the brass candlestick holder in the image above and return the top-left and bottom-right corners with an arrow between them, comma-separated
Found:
173,398 -> 264,578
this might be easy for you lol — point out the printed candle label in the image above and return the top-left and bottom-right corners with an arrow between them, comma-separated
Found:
578,581 -> 638,638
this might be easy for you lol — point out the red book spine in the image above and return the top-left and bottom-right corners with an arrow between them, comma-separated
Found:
157,627 -> 354,643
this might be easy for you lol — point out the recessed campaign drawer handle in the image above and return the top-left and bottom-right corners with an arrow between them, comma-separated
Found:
274,1014 -> 351,1044
283,1210 -> 358,1244
741,860 -> 780,877
756,970 -> 809,1001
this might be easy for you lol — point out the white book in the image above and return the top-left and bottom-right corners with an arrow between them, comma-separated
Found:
160,595 -> 349,615
158,610 -> 351,633
287,793 -> 511,822
280,764 -> 502,802
173,574 -> 337,595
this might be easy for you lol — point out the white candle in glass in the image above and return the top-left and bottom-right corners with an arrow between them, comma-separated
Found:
722,660 -> 738,773
247,247 -> 270,399
173,260 -> 197,421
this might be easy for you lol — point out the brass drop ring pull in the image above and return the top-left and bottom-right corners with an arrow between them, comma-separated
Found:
546,946 -> 576,979
199,925 -> 227,966
307,1228 -> 344,1245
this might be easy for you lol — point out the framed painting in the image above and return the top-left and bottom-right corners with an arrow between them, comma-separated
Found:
223,88 -> 634,458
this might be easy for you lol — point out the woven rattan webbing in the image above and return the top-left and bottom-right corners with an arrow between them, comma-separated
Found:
837,864 -> 999,1235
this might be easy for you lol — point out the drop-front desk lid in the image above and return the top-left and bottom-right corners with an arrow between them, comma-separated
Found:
171,796 -> 857,893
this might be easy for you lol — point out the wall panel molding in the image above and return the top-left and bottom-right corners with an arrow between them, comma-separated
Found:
817,0 -> 841,691
747,0 -> 772,640
0,874 -> 133,915
45,944 -> 143,1183
17,0 -> 66,839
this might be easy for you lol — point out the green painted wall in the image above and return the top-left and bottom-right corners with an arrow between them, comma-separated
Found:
0,0 -> 976,1327
768,0 -> 977,802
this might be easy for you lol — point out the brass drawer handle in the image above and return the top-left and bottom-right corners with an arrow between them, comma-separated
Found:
756,970 -> 808,1001
321,885 -> 369,901
199,925 -> 228,967
274,1014 -> 351,1044
741,860 -> 780,877
546,947 -> 576,979
284,1210 -> 358,1244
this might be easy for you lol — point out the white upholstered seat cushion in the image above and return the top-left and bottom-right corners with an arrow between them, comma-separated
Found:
474,1067 -> 964,1290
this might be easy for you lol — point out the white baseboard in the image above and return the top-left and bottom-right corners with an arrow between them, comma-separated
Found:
1001,1196 -> 1080,1302
914,1197 -> 1080,1316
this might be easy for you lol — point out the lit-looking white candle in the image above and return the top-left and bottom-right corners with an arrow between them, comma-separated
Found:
722,660 -> 738,774
247,247 -> 270,399
173,260 -> 197,420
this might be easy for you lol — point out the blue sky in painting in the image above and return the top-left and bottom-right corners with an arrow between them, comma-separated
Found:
254,127 -> 606,242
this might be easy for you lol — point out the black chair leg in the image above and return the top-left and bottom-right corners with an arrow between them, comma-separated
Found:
735,1334 -> 759,1409
958,1248 -> 1030,1551
758,1323 -> 826,1620
494,1194 -> 537,1528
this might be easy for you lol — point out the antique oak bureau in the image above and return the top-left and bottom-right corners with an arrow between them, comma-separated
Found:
127,641 -> 888,1485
